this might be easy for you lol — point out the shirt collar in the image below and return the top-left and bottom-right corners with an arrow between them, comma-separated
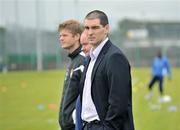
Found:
89,37 -> 108,61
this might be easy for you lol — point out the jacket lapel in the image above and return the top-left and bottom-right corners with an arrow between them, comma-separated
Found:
91,40 -> 111,83
82,56 -> 91,80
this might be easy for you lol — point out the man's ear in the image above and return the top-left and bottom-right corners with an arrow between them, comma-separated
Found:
74,33 -> 80,41
105,24 -> 109,35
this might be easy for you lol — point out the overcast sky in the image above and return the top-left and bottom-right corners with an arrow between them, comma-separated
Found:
0,0 -> 180,31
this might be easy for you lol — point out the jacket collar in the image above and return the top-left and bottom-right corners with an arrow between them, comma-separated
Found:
68,46 -> 82,59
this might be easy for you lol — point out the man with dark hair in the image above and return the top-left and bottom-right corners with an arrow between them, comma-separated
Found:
80,10 -> 134,130
58,19 -> 85,130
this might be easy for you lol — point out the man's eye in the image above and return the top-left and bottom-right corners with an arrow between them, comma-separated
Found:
85,27 -> 89,30
92,26 -> 100,29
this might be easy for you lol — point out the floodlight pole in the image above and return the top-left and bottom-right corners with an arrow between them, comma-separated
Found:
15,0 -> 22,67
36,0 -> 43,71
0,0 -> 8,73
74,0 -> 79,19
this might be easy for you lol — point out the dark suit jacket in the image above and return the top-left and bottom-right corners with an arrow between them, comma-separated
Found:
80,40 -> 134,130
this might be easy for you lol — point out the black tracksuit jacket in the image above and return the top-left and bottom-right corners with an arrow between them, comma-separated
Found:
59,47 -> 85,130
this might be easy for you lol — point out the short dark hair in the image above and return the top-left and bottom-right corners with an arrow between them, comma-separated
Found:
85,10 -> 109,27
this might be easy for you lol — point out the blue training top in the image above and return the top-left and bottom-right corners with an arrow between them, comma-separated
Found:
152,56 -> 171,77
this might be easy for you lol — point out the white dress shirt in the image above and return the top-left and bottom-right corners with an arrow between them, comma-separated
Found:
81,37 -> 108,122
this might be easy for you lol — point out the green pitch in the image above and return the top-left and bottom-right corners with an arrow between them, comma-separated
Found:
132,68 -> 180,130
0,68 -> 179,130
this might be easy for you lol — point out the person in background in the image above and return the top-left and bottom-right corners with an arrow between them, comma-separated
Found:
75,31 -> 92,130
145,50 -> 171,102
80,10 -> 134,130
80,31 -> 92,56
58,19 -> 85,130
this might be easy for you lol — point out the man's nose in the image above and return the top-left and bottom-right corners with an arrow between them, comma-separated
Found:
59,36 -> 63,41
88,28 -> 93,35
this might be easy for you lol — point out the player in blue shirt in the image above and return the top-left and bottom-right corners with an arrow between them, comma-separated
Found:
145,50 -> 171,101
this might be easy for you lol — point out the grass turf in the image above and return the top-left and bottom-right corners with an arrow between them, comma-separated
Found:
0,68 -> 179,130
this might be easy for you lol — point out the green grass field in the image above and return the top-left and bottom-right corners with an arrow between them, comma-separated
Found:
0,68 -> 179,130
